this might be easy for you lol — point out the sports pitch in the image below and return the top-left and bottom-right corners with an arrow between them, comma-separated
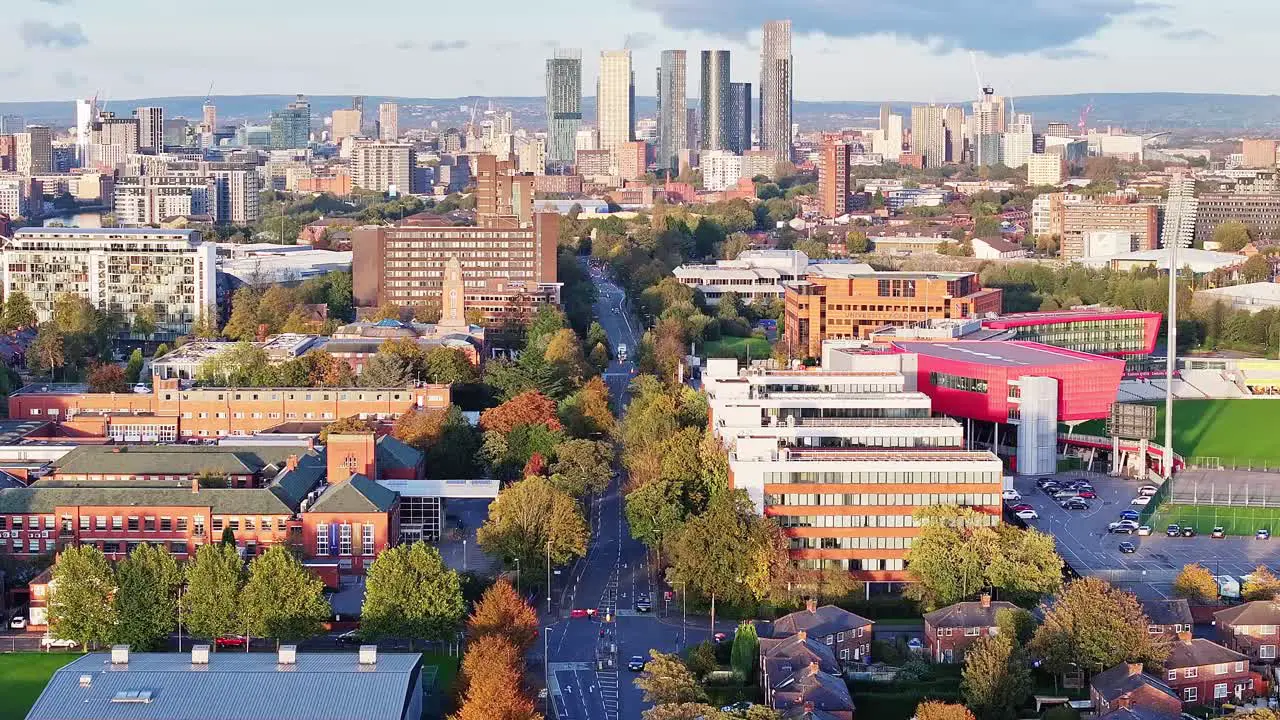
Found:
1073,399 -> 1280,466
1151,504 -> 1280,536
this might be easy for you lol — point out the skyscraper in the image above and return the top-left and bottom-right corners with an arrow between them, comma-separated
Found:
758,19 -> 793,162
0,115 -> 24,135
74,99 -> 94,163
729,82 -> 752,154
819,138 -> 850,218
656,50 -> 687,173
201,102 -> 217,132
134,106 -> 164,153
944,106 -> 966,163
597,50 -> 634,153
16,126 -> 53,175
378,103 -> 400,141
972,88 -> 1007,166
270,95 -> 311,150
700,50 -> 731,152
910,105 -> 947,169
546,49 -> 583,169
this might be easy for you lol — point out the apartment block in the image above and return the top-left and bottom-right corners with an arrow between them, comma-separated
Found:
702,150 -> 743,191
15,126 -> 53,175
331,109 -> 363,142
0,177 -> 31,218
783,265 -> 1004,358
615,141 -> 647,182
1060,202 -> 1160,260
1242,139 -> 1278,169
1193,193 -> 1280,245
819,138 -> 851,217
113,174 -> 217,226
91,113 -> 141,155
352,143 -> 414,194
1,227 -> 216,332
1026,153 -> 1065,186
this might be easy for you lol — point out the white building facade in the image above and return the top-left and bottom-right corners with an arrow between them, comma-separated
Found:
673,249 -> 808,305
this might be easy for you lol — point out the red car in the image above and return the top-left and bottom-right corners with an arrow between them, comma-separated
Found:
570,609 -> 590,619
1010,504 -> 1034,512
215,635 -> 248,649
1076,490 -> 1098,499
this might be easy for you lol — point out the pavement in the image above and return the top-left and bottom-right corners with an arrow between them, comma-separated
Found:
1011,472 -> 1280,600
536,261 -> 738,720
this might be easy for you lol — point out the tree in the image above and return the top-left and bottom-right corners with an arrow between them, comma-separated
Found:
1029,577 -> 1168,676
635,650 -> 707,705
125,348 -> 145,384
49,545 -> 117,649
845,229 -> 871,254
240,546 -> 331,641
1243,565 -> 1280,601
319,415 -> 375,444
665,491 -> 773,608
995,607 -> 1038,646
113,543 -> 181,650
549,439 -> 613,497
359,352 -> 414,387
730,621 -> 759,681
182,543 -> 245,643
393,407 -> 450,451
257,286 -> 298,333
467,578 -> 538,652
1173,563 -> 1219,604
1,290 -> 37,332
223,287 -> 262,341
915,702 -> 977,720
371,302 -> 403,322
685,641 -> 718,678
480,390 -> 563,434
425,406 -> 482,478
562,376 -> 615,437
1243,254 -> 1272,283
87,362 -> 129,393
626,479 -> 689,548
962,634 -> 1033,720
453,634 -> 539,720
543,328 -> 589,385
28,325 -> 65,378
131,306 -> 158,337
642,705 -> 736,720
424,347 -> 479,385
1214,220 -> 1255,252
479,475 -> 588,572
153,343 -> 170,360
196,342 -> 273,387
220,525 -> 237,545
190,306 -> 220,340
361,542 -> 466,645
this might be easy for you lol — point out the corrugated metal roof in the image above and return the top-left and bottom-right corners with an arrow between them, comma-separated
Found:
27,652 -> 422,720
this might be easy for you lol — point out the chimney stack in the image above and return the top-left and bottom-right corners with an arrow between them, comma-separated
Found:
111,645 -> 130,665
805,598 -> 818,613
285,455 -> 299,472
1177,630 -> 1193,643
1127,662 -> 1143,677
191,475 -> 200,494
980,593 -> 992,608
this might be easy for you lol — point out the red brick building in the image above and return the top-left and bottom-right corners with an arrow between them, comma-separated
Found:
1090,663 -> 1182,718
923,594 -> 1018,663
1215,601 -> 1280,662
1162,633 -> 1253,705
771,600 -> 873,663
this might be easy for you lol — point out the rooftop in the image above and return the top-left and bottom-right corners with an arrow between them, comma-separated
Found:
893,340 -> 1119,367
27,651 -> 422,720
14,227 -> 197,239
1141,598 -> 1193,627
1090,662 -> 1178,705
773,603 -> 873,640
778,448 -> 999,464
1080,247 -> 1243,273
1198,282 -> 1280,304
923,597 -> 1019,628
52,445 -> 316,477
0,420 -> 49,445
985,308 -> 1163,327
802,263 -> 971,281
1164,636 -> 1248,669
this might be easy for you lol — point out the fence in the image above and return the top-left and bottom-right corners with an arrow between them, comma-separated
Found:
0,636 -> 83,653
1186,456 -> 1280,474
1147,469 -> 1280,535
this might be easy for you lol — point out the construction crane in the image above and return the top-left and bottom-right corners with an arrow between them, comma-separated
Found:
969,52 -> 996,166
204,82 -> 214,105
1078,102 -> 1094,136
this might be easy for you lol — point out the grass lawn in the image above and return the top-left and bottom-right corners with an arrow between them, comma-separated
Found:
1066,399 -> 1280,465
1152,504 -> 1280,536
700,336 -> 772,361
422,652 -> 459,695
0,652 -> 79,720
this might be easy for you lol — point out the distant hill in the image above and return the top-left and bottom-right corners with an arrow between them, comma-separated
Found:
3,92 -> 1278,133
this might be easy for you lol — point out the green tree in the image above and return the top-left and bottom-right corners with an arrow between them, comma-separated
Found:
182,543 -> 246,643
549,439 -> 613,497
1214,220 -> 1255,252
0,290 -> 37,332
131,306 -> 158,337
1029,577 -> 1168,676
1242,254 -> 1271,283
730,621 -> 759,681
626,479 -> 689,548
665,491 -> 772,610
962,634 -> 1032,720
478,475 -> 589,573
125,348 -> 145,384
361,542 -> 466,646
686,641 -> 718,678
424,347 -> 479,385
995,607 -> 1038,646
240,546 -> 331,641
196,342 -> 273,387
153,343 -> 170,360
635,650 -> 707,705
1172,563 -> 1219,603
845,230 -> 871,254
223,287 -> 262,341
49,545 -> 118,649
113,543 -> 181,650
28,325 -> 65,378
359,352 -> 414,387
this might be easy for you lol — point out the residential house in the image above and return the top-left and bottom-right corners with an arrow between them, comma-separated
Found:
766,662 -> 854,720
759,632 -> 851,719
923,594 -> 1018,663
1215,600 -> 1280,662
1142,599 -> 1194,639
1089,662 -> 1182,718
1095,708 -> 1182,720
1162,632 -> 1253,705
772,600 -> 874,663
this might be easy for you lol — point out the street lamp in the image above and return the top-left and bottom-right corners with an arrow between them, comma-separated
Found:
675,581 -> 687,650
546,541 -> 553,614
514,557 -> 521,595
544,626 -> 556,720
462,540 -> 467,572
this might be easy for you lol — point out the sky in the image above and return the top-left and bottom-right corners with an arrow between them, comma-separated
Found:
0,0 -> 1270,103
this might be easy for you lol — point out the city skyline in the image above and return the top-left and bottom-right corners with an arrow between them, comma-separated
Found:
0,0 -> 1266,103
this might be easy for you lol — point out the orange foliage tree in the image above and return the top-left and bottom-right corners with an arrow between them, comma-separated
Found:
453,634 -> 541,720
479,390 -> 562,434
466,578 -> 538,653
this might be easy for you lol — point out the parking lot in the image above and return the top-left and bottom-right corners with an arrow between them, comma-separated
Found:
1010,472 -> 1280,600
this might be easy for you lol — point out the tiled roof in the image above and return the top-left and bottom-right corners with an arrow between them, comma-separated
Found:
771,663 -> 854,714
759,634 -> 840,676
1142,599 -> 1193,627
1090,663 -> 1178,703
309,474 -> 398,513
53,445 -> 318,477
1096,707 -> 1181,720
1164,637 -> 1248,669
1214,600 -> 1280,627
375,435 -> 422,472
923,599 -> 1019,628
0,486 -> 300,515
772,604 -> 873,640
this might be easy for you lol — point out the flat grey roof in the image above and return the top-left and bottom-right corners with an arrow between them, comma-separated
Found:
15,227 -> 197,238
893,340 -> 1102,367
28,651 -> 422,720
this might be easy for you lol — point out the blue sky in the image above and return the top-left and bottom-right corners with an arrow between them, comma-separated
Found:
0,0 -> 1264,102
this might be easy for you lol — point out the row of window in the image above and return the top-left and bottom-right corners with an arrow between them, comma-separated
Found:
763,471 -> 1000,486
1167,661 -> 1245,680
0,514 -> 292,536
794,558 -> 906,572
775,513 -> 1000,529
930,372 -> 989,395
766,493 -> 1001,508
788,536 -> 913,550
315,523 -> 376,557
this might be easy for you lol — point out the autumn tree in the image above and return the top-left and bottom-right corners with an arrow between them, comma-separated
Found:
371,302 -> 403,322
28,325 -> 65,378
49,545 -> 118,649
915,702 -> 976,720
113,543 -> 181,650
466,578 -> 538,652
1029,577 -> 1168,676
1244,565 -> 1280,601
85,362 -> 129,393
549,439 -> 613,497
635,650 -> 707,705
453,634 -> 540,720
561,376 -> 615,437
223,287 -> 262,341
477,475 -> 588,575
1214,220 -> 1256,252
962,634 -> 1032,720
480,390 -> 563,434
319,415 -> 375,444
182,543 -> 246,643
1173,563 -> 1219,604
0,290 -> 37,332
543,328 -> 589,385
392,407 -> 450,450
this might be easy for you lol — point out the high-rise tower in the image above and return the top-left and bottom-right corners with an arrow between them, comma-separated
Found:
758,19 -> 793,162
597,50 -> 635,152
700,50 -> 731,152
656,50 -> 687,173
546,49 -> 583,169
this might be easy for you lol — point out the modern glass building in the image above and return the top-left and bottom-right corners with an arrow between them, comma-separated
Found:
729,82 -> 752,153
270,95 -> 311,150
655,50 -> 687,173
545,49 -> 582,170
700,50 -> 731,152
758,19 -> 793,162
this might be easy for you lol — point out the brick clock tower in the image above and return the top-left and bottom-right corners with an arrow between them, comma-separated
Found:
439,254 -> 467,330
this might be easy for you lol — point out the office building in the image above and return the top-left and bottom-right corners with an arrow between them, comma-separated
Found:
546,49 -> 583,169
981,309 -> 1162,360
910,105 -> 947,169
1163,173 -> 1198,249
819,138 -> 850,218
874,112 -> 904,162
271,95 -> 312,149
134,106 -> 164,153
783,265 -> 1004,358
574,127 -> 598,152
1046,121 -> 1073,137
0,135 -> 13,172
759,19 -> 793,162
1061,203 -> 1161,260
597,50 -> 635,152
673,249 -> 808,305
728,82 -> 752,154
615,140 -> 647,182
655,50 -> 687,173
377,103 -> 399,141
1242,139 -> 1278,169
112,174 -> 217,226
352,143 -> 414,195
702,150 -> 743,191
0,115 -> 23,135
91,112 -> 141,155
700,50 -> 732,152
1026,153 -> 1066,186
16,126 -> 53,174
331,109 -> 363,142
2,227 -> 216,332
1193,192 -> 1280,246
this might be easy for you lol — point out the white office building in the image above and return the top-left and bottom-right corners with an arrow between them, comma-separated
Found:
597,50 -> 634,152
673,249 -> 808,305
1,227 -> 217,332
702,150 -> 743,191
0,177 -> 30,218
352,143 -> 414,195
113,174 -> 217,226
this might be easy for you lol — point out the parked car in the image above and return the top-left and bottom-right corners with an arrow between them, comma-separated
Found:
1119,510 -> 1141,521
1182,527 -> 1197,537
1009,504 -> 1034,513
41,636 -> 79,648
570,609 -> 590,619
713,632 -> 728,643
1212,526 -> 1226,538
1075,490 -> 1098,499
634,594 -> 652,613
627,655 -> 646,671
9,614 -> 26,630
336,630 -> 362,645
1137,526 -> 1152,536
1041,483 -> 1062,494
1002,489 -> 1022,501
1259,529 -> 1271,540
1052,491 -> 1077,501
1119,542 -> 1137,554
1015,509 -> 1039,520
1166,524 -> 1181,537
1138,485 -> 1159,496
1130,496 -> 1152,506
215,635 -> 248,649
1036,478 -> 1057,488
1110,525 -> 1135,535
1062,500 -> 1089,510
1108,520 -> 1138,533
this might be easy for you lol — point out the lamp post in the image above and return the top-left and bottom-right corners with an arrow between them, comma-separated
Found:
462,540 -> 467,572
545,626 -> 556,719
675,581 -> 687,650
514,557 -> 521,595
546,540 -> 552,614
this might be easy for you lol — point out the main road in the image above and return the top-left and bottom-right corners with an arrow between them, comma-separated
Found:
540,262 -> 732,720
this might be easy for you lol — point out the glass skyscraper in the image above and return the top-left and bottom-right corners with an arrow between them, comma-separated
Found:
759,19 -> 793,162
656,50 -> 687,173
545,49 -> 582,170
270,95 -> 311,150
729,82 -> 752,154
700,50 -> 731,152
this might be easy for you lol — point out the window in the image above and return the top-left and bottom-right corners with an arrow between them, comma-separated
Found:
127,517 -> 139,531
857,627 -> 864,638
112,516 -> 122,530
1235,661 -> 1245,673
1148,625 -> 1161,634
362,524 -> 374,556
965,628 -> 980,637
160,517 -> 172,532
193,516 -> 205,535
839,649 -> 849,660
144,517 -> 156,532
316,523 -> 330,555
936,628 -> 944,637
339,524 -> 352,556
1263,645 -> 1276,660
79,516 -> 89,530
1214,683 -> 1228,700
1183,687 -> 1197,703
1185,667 -> 1198,679
929,372 -> 989,394
212,518 -> 224,532
96,516 -> 106,530
945,628 -> 953,637
176,517 -> 188,531
825,634 -> 833,645
1167,670 -> 1177,681
1215,663 -> 1228,675
1263,625 -> 1278,635
836,632 -> 845,642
